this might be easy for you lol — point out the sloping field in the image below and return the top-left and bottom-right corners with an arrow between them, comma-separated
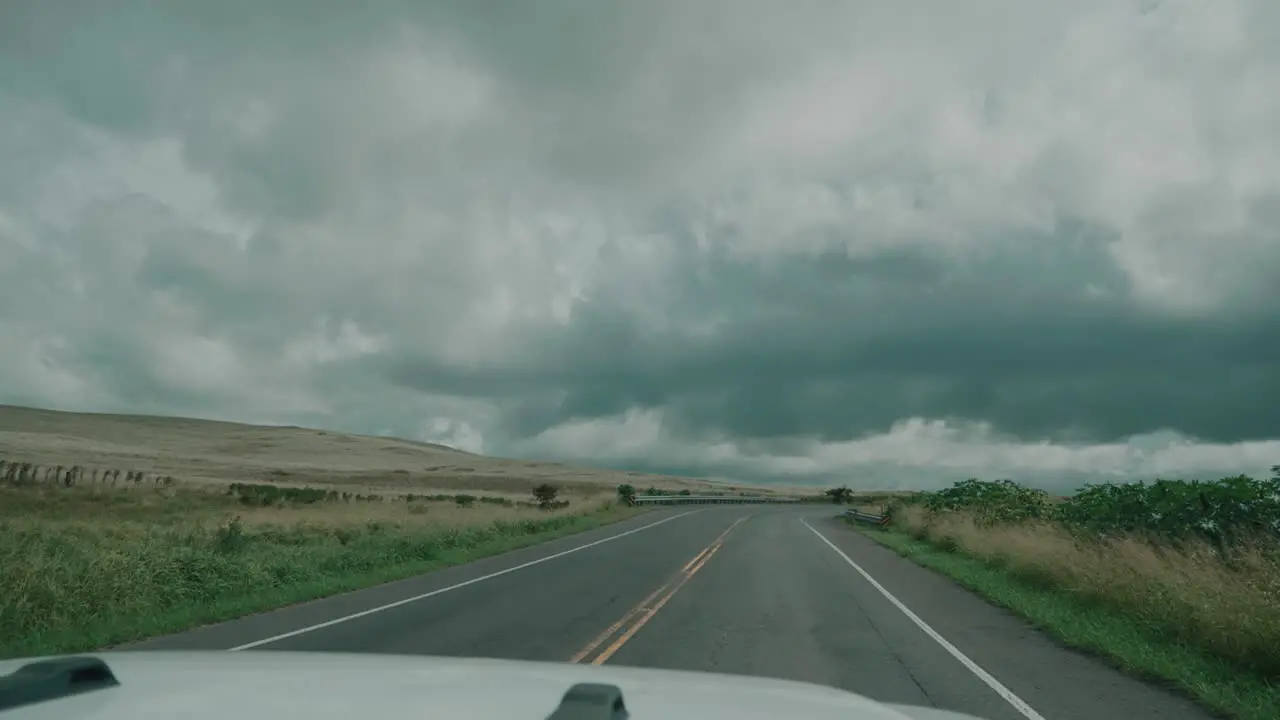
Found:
0,404 -> 741,498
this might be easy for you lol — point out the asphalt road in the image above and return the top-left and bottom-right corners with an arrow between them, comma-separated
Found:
124,506 -> 1214,720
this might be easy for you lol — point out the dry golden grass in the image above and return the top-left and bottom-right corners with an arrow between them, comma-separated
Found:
231,494 -> 616,531
892,505 -> 1280,677
0,481 -> 612,534
0,403 -> 745,497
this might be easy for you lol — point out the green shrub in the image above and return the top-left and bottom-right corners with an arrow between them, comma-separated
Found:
922,479 -> 1053,525
532,483 -> 559,509
226,483 -> 330,507
1058,473 -> 1280,546
896,470 -> 1280,548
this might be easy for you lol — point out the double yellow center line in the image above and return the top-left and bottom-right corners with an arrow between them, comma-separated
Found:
569,515 -> 748,665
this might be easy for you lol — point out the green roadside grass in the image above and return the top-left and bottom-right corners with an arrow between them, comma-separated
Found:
849,522 -> 1279,720
1,504 -> 645,659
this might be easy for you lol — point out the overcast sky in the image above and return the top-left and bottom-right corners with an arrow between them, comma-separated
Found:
2,0 -> 1278,491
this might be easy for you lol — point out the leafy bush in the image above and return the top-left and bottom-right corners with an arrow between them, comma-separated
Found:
226,483 -> 330,507
532,483 -> 559,509
893,468 -> 1280,547
1058,473 -> 1280,546
922,479 -> 1053,526
825,486 -> 854,504
616,484 -> 636,504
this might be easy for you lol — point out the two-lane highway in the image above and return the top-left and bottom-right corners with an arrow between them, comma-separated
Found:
124,507 -> 1214,720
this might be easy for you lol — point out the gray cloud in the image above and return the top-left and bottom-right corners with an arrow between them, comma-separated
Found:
2,0 -> 1279,491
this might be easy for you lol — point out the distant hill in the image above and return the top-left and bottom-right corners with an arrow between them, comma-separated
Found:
0,404 -> 740,497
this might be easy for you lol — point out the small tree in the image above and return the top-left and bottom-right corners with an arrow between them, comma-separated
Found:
825,486 -> 854,504
617,483 -> 636,505
533,483 -> 559,509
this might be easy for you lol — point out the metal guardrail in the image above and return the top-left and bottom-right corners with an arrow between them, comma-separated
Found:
843,508 -> 891,526
630,495 -> 801,505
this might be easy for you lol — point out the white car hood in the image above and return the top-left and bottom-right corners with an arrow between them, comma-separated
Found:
0,651 -> 989,720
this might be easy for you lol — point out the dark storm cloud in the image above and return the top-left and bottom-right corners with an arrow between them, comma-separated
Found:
3,0 -> 1279,486
388,225 -> 1280,446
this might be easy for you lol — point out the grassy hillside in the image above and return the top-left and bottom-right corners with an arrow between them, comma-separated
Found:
0,403 -> 731,498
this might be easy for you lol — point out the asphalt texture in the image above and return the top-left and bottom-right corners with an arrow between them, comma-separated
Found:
123,506 -> 1215,720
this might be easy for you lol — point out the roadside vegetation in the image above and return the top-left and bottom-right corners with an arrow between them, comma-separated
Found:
613,483 -> 788,503
0,458 -> 643,659
841,470 -> 1280,720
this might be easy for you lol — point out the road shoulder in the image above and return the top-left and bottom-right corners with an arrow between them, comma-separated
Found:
809,515 -> 1217,720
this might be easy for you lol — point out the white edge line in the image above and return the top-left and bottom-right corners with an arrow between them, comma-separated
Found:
228,509 -> 703,651
801,519 -> 1047,720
